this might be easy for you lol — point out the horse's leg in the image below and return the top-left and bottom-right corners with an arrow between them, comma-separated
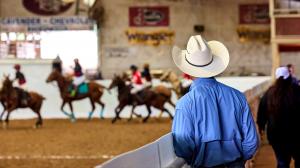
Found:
68,102 -> 76,122
0,109 -> 5,122
0,101 -> 5,121
128,105 -> 136,122
112,104 -> 125,124
143,105 -> 152,123
167,99 -> 176,108
61,101 -> 71,117
96,100 -> 105,119
87,98 -> 96,120
163,108 -> 173,120
3,105 -> 16,128
32,101 -> 43,128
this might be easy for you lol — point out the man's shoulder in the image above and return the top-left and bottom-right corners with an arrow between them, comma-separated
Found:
176,94 -> 191,110
217,81 -> 246,99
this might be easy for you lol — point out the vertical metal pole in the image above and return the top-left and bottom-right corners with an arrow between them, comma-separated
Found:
75,0 -> 80,15
270,0 -> 280,80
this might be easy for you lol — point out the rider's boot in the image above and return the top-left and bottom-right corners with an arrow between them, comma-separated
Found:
70,86 -> 77,97
21,92 -> 28,105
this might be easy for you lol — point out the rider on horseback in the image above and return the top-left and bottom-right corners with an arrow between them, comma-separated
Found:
71,58 -> 85,97
14,64 -> 29,105
141,63 -> 152,88
130,65 -> 144,104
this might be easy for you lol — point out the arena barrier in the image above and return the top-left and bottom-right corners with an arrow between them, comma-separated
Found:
95,77 -> 271,168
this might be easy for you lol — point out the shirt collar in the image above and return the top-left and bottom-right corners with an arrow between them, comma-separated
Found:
190,77 -> 217,90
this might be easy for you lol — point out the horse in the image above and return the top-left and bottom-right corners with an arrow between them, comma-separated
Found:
160,70 -> 190,98
46,70 -> 108,121
1,76 -> 45,128
109,75 -> 174,123
121,72 -> 176,119
0,88 -> 6,121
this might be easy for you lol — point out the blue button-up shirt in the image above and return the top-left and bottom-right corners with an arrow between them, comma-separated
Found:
172,78 -> 259,167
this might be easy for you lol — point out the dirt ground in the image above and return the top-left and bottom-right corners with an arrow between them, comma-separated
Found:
0,118 -> 172,168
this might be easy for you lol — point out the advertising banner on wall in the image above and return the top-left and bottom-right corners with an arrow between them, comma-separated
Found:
125,29 -> 174,46
0,16 -> 95,32
238,4 -> 270,43
239,4 -> 269,24
129,6 -> 169,27
22,0 -> 74,15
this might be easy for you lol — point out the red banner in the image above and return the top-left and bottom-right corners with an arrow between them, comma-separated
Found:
276,18 -> 300,35
23,0 -> 73,16
239,4 -> 269,24
129,6 -> 169,27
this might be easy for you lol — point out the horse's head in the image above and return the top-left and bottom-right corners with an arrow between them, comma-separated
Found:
46,69 -> 61,83
109,75 -> 125,90
2,75 -> 13,92
160,70 -> 171,82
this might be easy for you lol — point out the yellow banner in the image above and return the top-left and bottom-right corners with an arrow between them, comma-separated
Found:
237,26 -> 270,43
125,29 -> 175,46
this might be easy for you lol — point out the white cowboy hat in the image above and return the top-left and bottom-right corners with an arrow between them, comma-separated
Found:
172,35 -> 230,78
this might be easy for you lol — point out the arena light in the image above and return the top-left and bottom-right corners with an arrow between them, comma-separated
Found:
61,0 -> 76,3
26,34 -> 34,41
83,0 -> 96,7
8,32 -> 17,41
1,33 -> 8,41
17,33 -> 26,41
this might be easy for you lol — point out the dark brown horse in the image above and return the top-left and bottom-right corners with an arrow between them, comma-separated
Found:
0,88 -> 6,120
46,70 -> 108,122
109,75 -> 174,123
1,76 -> 44,128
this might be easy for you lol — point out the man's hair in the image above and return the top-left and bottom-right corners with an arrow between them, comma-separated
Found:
287,64 -> 293,68
267,76 -> 294,117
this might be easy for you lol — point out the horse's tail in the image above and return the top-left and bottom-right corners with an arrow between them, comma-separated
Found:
96,83 -> 111,94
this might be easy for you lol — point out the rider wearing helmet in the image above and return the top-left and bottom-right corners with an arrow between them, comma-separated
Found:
130,65 -> 144,103
14,64 -> 29,105
71,58 -> 85,97
14,64 -> 26,87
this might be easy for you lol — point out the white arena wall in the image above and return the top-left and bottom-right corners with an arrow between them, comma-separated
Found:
0,60 -> 271,120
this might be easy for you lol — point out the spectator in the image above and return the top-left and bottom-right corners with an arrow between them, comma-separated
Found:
257,66 -> 300,168
172,35 -> 259,168
287,64 -> 299,85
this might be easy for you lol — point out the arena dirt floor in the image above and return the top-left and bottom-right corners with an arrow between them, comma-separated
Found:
0,118 -> 172,168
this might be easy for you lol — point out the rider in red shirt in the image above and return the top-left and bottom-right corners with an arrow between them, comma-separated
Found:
130,65 -> 144,103
131,66 -> 143,85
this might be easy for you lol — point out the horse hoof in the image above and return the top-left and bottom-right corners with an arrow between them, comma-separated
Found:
142,119 -> 148,123
88,112 -> 94,120
112,118 -> 117,124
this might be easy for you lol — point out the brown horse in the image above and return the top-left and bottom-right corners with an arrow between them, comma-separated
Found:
160,70 -> 190,98
46,70 -> 108,122
0,88 -> 6,120
1,76 -> 45,128
109,75 -> 174,123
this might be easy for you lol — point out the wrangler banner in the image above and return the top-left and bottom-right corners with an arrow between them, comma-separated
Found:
125,29 -> 174,46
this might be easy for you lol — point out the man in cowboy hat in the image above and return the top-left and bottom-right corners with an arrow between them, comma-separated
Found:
172,35 -> 258,168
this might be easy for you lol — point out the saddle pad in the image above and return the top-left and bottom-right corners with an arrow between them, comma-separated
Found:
78,83 -> 89,94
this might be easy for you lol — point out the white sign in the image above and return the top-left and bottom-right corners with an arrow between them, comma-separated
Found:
0,16 -> 95,32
